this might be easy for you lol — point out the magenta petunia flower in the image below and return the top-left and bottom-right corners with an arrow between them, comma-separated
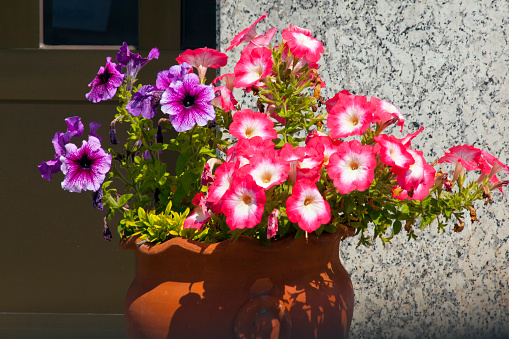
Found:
327,94 -> 375,139
392,160 -> 435,201
327,140 -> 376,194
286,179 -> 331,232
226,13 -> 268,51
281,24 -> 324,63
229,109 -> 277,140
221,173 -> 266,230
60,136 -> 112,193
159,73 -> 216,132
39,116 -> 84,181
86,57 -> 125,103
176,47 -> 228,83
233,47 -> 273,88
393,149 -> 434,191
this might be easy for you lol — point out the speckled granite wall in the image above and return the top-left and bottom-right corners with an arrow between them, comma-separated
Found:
217,1 -> 509,338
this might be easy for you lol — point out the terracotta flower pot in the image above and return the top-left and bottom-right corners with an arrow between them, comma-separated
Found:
121,229 -> 354,339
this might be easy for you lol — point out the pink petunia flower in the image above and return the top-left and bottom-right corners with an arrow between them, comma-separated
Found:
211,86 -> 238,112
229,109 -> 277,140
438,145 -> 482,181
295,146 -> 324,183
306,135 -> 342,165
183,193 -> 211,230
286,179 -> 331,232
325,90 -> 353,112
393,149 -> 434,191
281,24 -> 324,63
241,27 -> 278,56
370,97 -> 405,132
233,47 -> 273,88
206,162 -> 237,214
267,209 -> 280,238
373,134 -> 415,170
221,174 -> 266,230
212,73 -> 235,92
392,154 -> 436,201
238,151 -> 289,189
327,140 -> 376,194
176,47 -> 228,83
279,143 -> 307,184
235,136 -> 275,160
327,94 -> 375,139
225,13 -> 268,51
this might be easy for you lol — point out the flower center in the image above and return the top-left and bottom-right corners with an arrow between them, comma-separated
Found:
242,195 -> 252,205
245,127 -> 254,138
350,162 -> 359,171
262,172 -> 272,183
183,95 -> 195,108
98,71 -> 111,84
351,116 -> 359,126
79,155 -> 92,169
304,197 -> 313,206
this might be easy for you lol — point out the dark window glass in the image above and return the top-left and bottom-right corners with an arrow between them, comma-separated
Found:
181,0 -> 216,49
43,0 -> 138,46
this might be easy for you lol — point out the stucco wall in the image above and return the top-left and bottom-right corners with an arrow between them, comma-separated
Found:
218,1 -> 509,338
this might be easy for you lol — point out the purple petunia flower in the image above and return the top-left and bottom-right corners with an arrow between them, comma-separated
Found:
86,57 -> 125,103
116,42 -> 159,89
60,136 -> 112,193
159,73 -> 216,132
116,42 -> 159,74
156,62 -> 192,90
39,116 -> 84,181
125,85 -> 162,119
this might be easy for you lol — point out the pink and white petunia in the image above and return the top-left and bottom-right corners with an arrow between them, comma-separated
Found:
295,146 -> 324,183
327,94 -> 375,139
286,179 -> 331,232
206,162 -> 237,214
233,47 -> 273,88
393,149 -> 434,191
373,134 -> 415,170
241,27 -> 278,56
306,135 -> 342,165
212,73 -> 235,92
438,144 -> 482,181
176,47 -> 228,83
327,140 -> 376,194
183,193 -> 211,230
279,143 -> 307,184
221,173 -> 266,230
282,25 -> 324,63
370,97 -> 405,132
398,127 -> 424,148
211,86 -> 238,112
392,158 -> 436,201
239,151 -> 289,189
325,90 -> 353,112
229,109 -> 277,140
235,136 -> 275,160
225,13 -> 268,51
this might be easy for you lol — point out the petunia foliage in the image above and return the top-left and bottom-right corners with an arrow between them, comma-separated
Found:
39,15 -> 508,246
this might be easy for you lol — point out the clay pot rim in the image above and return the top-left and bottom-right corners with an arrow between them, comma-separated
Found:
120,226 -> 354,256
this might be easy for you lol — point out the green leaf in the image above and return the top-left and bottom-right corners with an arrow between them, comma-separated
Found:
176,152 -> 192,174
400,203 -> 410,214
118,194 -> 133,207
393,220 -> 402,235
